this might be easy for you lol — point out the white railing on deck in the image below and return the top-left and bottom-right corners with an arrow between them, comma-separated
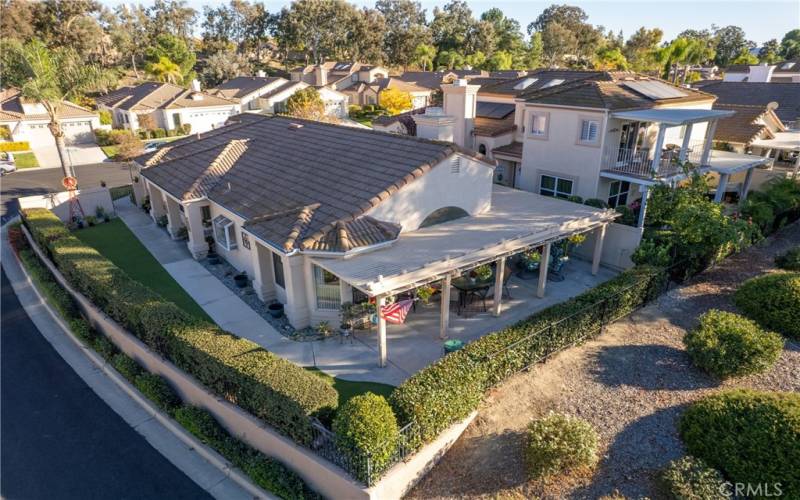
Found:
603,140 -> 708,179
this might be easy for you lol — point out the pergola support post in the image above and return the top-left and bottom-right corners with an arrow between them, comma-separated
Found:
492,257 -> 505,317
592,224 -> 607,276
740,168 -> 755,200
793,154 -> 800,179
700,119 -> 718,166
537,243 -> 550,299
637,186 -> 650,228
714,173 -> 729,203
377,295 -> 387,367
439,274 -> 451,339
678,123 -> 693,162
651,124 -> 667,174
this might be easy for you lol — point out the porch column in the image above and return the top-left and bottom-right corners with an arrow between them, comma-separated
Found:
740,168 -> 755,200
377,295 -> 387,367
678,123 -> 693,162
592,225 -> 607,275
184,202 -> 208,259
537,243 -> 550,299
439,274 -> 451,339
164,197 -> 184,240
714,173 -> 730,203
146,182 -> 166,222
650,124 -> 667,174
793,153 -> 800,179
637,186 -> 650,228
700,119 -> 718,166
492,258 -> 505,317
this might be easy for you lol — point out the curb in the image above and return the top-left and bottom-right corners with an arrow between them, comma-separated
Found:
2,219 -> 275,500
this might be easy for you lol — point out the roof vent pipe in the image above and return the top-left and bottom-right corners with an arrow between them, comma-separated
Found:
288,123 -> 304,130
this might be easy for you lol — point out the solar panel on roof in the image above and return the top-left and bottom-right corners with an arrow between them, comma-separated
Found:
623,80 -> 687,99
475,101 -> 515,119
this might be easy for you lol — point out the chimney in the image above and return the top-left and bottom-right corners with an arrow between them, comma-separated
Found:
440,79 -> 480,148
314,65 -> 327,86
748,64 -> 775,83
413,107 -> 455,143
190,79 -> 202,92
256,70 -> 266,78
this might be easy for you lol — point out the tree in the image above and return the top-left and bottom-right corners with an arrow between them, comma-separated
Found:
713,26 -> 752,67
286,87 -> 326,120
115,133 -> 145,161
201,0 -> 273,56
146,56 -> 183,84
624,27 -> 663,72
351,8 -> 386,64
201,51 -> 253,87
526,31 -> 544,69
145,34 -> 196,84
527,4 -> 600,64
110,4 -> 151,78
539,22 -> 577,67
485,50 -> 513,71
731,50 -> 758,65
147,0 -> 197,41
274,0 -> 360,64
413,43 -> 437,70
594,47 -> 628,70
464,51 -> 486,69
780,29 -> 800,59
4,39 -> 111,181
480,8 -> 524,55
436,49 -> 464,70
430,0 -> 476,54
376,0 -> 430,70
758,39 -> 781,64
0,0 -> 36,43
379,88 -> 412,114
33,0 -> 107,62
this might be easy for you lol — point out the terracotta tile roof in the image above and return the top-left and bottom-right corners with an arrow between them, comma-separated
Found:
712,104 -> 784,145
96,82 -> 236,112
0,87 -> 96,122
210,76 -> 284,100
139,114 -> 493,253
394,70 -> 487,90
479,69 -> 612,98
695,82 -> 800,125
473,115 -> 516,137
492,141 -> 523,158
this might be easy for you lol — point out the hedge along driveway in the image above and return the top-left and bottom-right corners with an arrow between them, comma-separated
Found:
73,219 -> 211,323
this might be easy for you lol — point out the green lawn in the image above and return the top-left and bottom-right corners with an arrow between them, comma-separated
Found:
306,367 -> 395,407
14,152 -> 39,169
73,218 -> 211,322
101,145 -> 118,158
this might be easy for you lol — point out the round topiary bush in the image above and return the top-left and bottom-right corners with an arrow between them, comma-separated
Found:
775,247 -> 800,271
659,456 -> 727,500
734,272 -> 800,339
524,412 -> 599,479
333,393 -> 400,483
679,390 -> 800,498
683,309 -> 783,379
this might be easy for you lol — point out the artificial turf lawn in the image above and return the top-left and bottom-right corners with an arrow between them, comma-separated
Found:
306,367 -> 395,407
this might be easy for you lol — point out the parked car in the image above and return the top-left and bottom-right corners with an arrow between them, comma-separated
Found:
143,142 -> 160,154
0,152 -> 16,175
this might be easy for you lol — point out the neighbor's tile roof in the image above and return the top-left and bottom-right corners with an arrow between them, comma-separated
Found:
394,70 -> 487,90
473,115 -> 516,137
0,88 -> 96,121
479,69 -> 612,98
368,77 -> 429,94
96,82 -> 236,111
523,74 -> 714,110
695,82 -> 800,125
139,114 -> 492,253
492,141 -> 523,158
712,104 -> 784,145
210,76 -> 285,100
726,58 -> 800,74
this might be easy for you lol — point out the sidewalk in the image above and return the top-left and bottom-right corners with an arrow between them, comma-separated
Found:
114,199 -> 408,385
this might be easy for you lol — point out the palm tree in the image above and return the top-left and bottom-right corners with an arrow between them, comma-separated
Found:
413,44 -> 437,71
681,40 -> 715,84
147,56 -> 183,84
5,39 -> 112,181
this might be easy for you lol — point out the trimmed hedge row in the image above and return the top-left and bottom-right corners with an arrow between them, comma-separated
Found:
391,265 -> 665,442
0,141 -> 31,152
22,208 -> 338,445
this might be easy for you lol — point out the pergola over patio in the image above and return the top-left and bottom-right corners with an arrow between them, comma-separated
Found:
313,186 -> 618,367
751,131 -> 800,177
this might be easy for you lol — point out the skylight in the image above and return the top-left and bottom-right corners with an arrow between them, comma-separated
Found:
513,77 -> 538,90
540,79 -> 565,89
780,62 -> 796,70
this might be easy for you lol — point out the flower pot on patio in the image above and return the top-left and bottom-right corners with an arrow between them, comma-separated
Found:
234,273 -> 248,288
268,302 -> 284,318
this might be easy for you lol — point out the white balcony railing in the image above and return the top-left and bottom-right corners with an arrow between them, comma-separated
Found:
603,140 -> 708,179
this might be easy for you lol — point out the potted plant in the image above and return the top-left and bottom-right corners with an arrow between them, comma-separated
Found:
233,272 -> 248,288
472,264 -> 492,282
416,285 -> 435,305
563,233 -> 587,258
268,302 -> 284,318
522,249 -> 542,271
316,321 -> 333,339
156,215 -> 168,227
85,215 -> 97,227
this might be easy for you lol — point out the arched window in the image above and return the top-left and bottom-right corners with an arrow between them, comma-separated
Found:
419,206 -> 469,228
478,144 -> 487,155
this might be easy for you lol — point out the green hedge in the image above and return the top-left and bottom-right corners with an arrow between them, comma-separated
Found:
775,247 -> 800,271
22,208 -> 338,445
524,412 -> 598,479
683,309 -> 783,379
0,141 -> 31,152
391,265 -> 665,443
679,390 -> 800,498
659,456 -> 727,500
734,272 -> 800,339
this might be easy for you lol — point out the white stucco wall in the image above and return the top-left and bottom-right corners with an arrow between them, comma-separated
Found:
365,154 -> 494,231
165,105 -> 240,133
207,204 -> 255,278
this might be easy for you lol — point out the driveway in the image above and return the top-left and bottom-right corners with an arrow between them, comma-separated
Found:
0,269 -> 211,500
32,144 -> 108,169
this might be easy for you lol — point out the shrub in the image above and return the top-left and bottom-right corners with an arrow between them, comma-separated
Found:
566,195 -> 584,204
333,393 -> 400,482
98,109 -> 112,125
112,353 -> 142,381
524,412 -> 598,479
614,205 -> 636,226
683,309 -> 783,379
584,198 -> 609,209
775,247 -> 800,271
22,208 -> 338,445
659,456 -> 727,500
740,198 -> 775,234
153,128 -> 167,138
0,141 -> 31,152
679,390 -> 800,498
135,373 -> 181,412
391,266 -> 665,444
22,208 -> 70,250
631,238 -> 672,268
734,272 -> 800,339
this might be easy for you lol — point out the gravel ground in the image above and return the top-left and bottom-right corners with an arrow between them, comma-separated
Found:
408,223 -> 800,500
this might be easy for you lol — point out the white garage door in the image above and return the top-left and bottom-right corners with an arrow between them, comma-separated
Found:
62,121 -> 94,145
25,123 -> 56,148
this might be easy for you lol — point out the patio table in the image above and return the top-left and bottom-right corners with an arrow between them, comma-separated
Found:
452,275 -> 493,315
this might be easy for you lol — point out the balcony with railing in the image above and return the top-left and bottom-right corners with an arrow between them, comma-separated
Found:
602,139 -> 708,180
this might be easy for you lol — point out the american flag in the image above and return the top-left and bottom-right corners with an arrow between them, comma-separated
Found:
380,299 -> 414,324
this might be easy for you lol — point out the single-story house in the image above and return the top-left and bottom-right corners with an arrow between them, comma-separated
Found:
209,75 -> 289,111
290,61 -> 388,91
132,114 -> 617,366
95,81 -> 240,134
342,77 -> 432,109
0,88 -> 101,147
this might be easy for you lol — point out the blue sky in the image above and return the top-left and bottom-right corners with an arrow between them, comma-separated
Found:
101,0 -> 798,45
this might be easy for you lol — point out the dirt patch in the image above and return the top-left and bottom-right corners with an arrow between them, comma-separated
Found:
408,224 -> 800,499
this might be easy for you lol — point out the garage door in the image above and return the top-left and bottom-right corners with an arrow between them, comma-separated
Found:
25,123 -> 56,148
63,121 -> 94,145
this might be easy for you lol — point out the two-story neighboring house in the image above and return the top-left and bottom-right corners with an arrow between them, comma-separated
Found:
723,59 -> 800,83
96,81 -> 240,134
289,61 -> 388,110
209,74 -> 289,111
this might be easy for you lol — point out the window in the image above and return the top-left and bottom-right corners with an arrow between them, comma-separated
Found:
201,206 -> 211,224
607,180 -> 630,208
540,174 -> 573,199
212,215 -> 237,250
579,119 -> 599,143
541,78 -> 565,89
529,112 -> 548,138
241,231 -> 251,250
272,253 -> 285,288
313,264 -> 340,310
